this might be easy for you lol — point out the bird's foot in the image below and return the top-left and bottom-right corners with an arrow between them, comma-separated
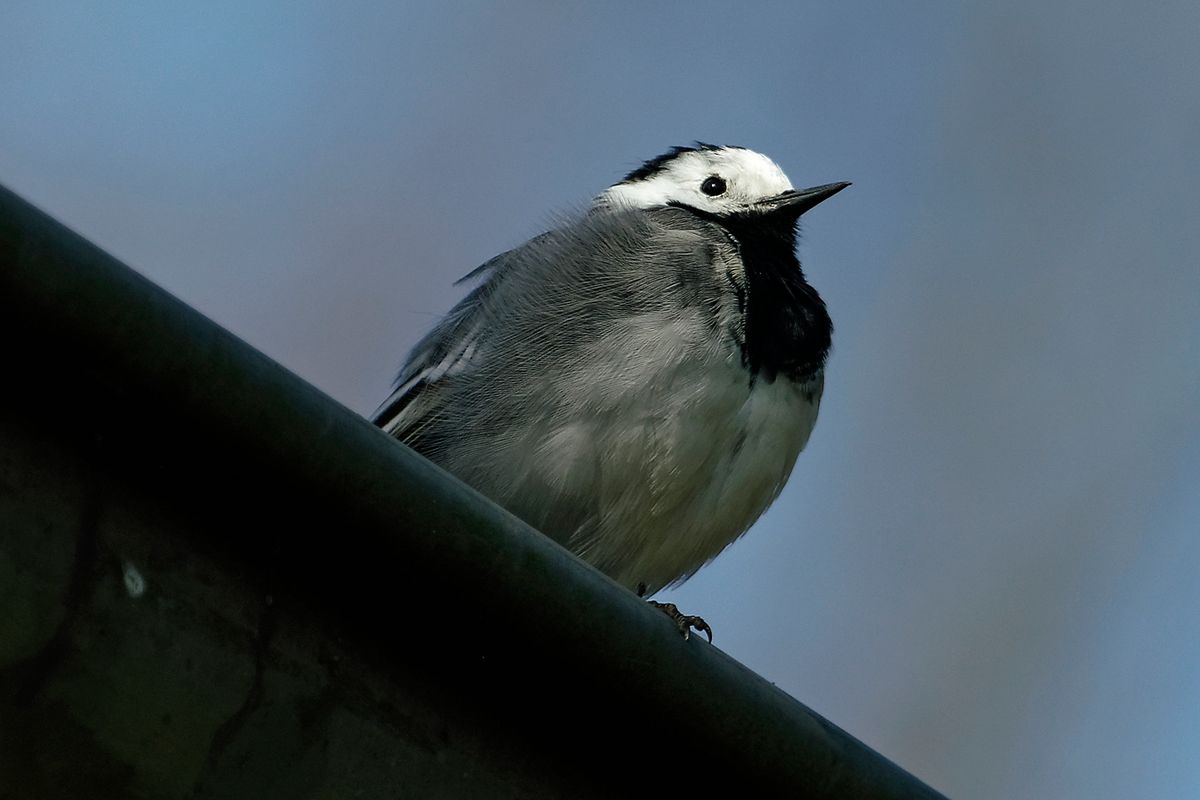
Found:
636,583 -> 712,642
647,601 -> 713,642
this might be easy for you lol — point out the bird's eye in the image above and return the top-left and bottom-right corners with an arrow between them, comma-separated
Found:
700,176 -> 727,196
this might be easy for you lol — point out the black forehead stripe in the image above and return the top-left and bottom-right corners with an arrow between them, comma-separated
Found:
618,142 -> 746,184
619,146 -> 696,183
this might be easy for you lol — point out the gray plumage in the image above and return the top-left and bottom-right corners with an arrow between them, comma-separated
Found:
374,145 -> 847,594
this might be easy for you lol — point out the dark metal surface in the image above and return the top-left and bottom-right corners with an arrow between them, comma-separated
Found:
0,183 -> 948,798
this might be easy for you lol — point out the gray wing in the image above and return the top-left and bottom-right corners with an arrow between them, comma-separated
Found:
369,231 -> 562,431
371,206 -> 736,456
369,257 -> 506,433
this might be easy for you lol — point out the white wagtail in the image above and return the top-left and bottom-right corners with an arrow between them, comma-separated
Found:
373,144 -> 848,639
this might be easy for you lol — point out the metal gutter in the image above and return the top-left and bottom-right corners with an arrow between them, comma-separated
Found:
0,183 -> 947,798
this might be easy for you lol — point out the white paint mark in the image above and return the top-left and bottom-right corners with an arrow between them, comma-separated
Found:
122,560 -> 146,598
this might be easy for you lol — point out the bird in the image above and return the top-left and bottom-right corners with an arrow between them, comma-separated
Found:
373,143 -> 848,639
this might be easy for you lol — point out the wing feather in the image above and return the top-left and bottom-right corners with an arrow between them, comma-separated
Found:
372,207 -> 732,455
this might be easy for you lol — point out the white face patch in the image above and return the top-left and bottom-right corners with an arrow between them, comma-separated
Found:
596,147 -> 795,214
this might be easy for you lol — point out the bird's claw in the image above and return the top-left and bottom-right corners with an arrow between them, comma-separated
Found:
647,600 -> 713,643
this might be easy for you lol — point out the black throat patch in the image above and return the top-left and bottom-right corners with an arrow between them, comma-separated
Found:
680,205 -> 832,382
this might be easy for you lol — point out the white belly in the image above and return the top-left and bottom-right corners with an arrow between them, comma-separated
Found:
503,351 -> 821,593
575,364 -> 821,592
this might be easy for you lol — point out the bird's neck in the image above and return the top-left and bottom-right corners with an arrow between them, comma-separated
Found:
718,213 -> 832,383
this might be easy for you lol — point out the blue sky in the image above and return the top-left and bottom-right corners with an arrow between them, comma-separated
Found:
3,2 -> 1198,796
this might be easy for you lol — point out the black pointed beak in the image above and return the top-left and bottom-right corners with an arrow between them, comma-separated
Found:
760,182 -> 851,216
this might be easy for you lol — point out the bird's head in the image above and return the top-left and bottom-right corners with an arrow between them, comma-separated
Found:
595,143 -> 848,221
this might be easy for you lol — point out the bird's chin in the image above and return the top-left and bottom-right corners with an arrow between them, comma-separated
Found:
751,205 -> 807,225
722,209 -> 802,244
668,202 -> 800,246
